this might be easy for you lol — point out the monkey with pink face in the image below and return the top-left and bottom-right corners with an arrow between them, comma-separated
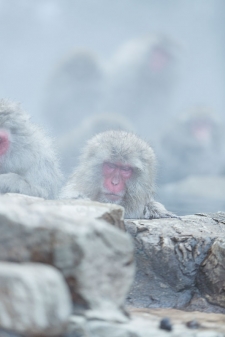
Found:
61,130 -> 175,219
0,99 -> 63,199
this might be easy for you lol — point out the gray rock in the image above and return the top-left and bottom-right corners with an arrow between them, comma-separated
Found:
67,309 -> 225,337
138,307 -> 225,331
2,194 -> 125,230
125,213 -> 225,312
66,315 -> 88,337
0,262 -> 72,336
43,198 -> 125,231
0,195 -> 134,322
197,238 -> 225,307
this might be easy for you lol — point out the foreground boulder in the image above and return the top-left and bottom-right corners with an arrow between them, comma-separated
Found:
44,198 -> 125,230
0,195 -> 134,323
0,262 -> 72,336
125,212 -> 225,313
0,194 -> 225,336
3,193 -> 125,230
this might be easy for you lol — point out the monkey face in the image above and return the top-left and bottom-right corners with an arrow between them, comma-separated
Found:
150,47 -> 171,73
190,119 -> 213,143
101,162 -> 133,203
0,129 -> 10,156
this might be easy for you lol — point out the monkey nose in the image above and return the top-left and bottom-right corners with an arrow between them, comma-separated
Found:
111,176 -> 120,185
111,179 -> 119,185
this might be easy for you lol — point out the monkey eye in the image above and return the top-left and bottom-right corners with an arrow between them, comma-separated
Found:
103,162 -> 116,174
106,162 -> 116,169
121,166 -> 133,177
121,166 -> 131,172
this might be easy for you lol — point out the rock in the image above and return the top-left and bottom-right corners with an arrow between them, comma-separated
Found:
66,308 -> 225,337
0,262 -> 72,336
159,317 -> 172,331
125,213 -> 225,312
0,195 -> 134,322
128,308 -> 225,336
43,198 -> 125,230
197,238 -> 225,307
186,320 -> 200,329
66,315 -> 88,337
2,194 -> 125,230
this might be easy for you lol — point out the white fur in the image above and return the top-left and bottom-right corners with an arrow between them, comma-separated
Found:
61,131 -> 176,219
0,99 -> 63,198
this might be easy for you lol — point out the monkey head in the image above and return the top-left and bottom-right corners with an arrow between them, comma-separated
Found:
0,129 -> 10,156
74,130 -> 156,215
0,100 -> 31,165
180,106 -> 219,146
61,130 -> 177,219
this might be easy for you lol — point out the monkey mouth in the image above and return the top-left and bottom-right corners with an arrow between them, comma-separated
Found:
104,193 -> 122,202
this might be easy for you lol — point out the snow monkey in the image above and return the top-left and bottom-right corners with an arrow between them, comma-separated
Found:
107,34 -> 180,139
60,130 -> 176,219
158,106 -> 225,184
42,49 -> 105,136
0,99 -> 63,198
58,112 -> 135,176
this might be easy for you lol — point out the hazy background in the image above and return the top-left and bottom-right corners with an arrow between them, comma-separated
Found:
0,0 -> 225,215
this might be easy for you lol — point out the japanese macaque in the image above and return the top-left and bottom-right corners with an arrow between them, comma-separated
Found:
58,112 -> 134,177
42,49 -> 106,136
60,130 -> 175,219
0,99 -> 63,198
107,34 -> 180,139
158,106 -> 225,184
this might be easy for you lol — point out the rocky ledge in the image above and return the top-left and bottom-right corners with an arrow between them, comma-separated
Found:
125,212 -> 225,313
0,193 -> 224,337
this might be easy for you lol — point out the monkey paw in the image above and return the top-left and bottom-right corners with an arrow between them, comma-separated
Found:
143,201 -> 180,220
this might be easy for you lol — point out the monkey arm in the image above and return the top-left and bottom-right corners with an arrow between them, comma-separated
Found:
59,183 -> 88,200
143,199 -> 178,219
0,173 -> 48,198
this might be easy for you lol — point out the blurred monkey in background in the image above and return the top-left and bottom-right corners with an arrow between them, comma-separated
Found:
107,34 -> 180,139
42,49 -> 106,136
158,106 -> 225,184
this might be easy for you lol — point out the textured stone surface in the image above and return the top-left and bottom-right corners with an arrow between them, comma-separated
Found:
43,198 -> 125,230
0,195 -> 134,322
0,262 -> 72,336
0,194 -> 225,336
130,308 -> 225,333
66,308 -> 225,337
197,238 -> 225,307
1,193 -> 125,230
125,212 -> 225,313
